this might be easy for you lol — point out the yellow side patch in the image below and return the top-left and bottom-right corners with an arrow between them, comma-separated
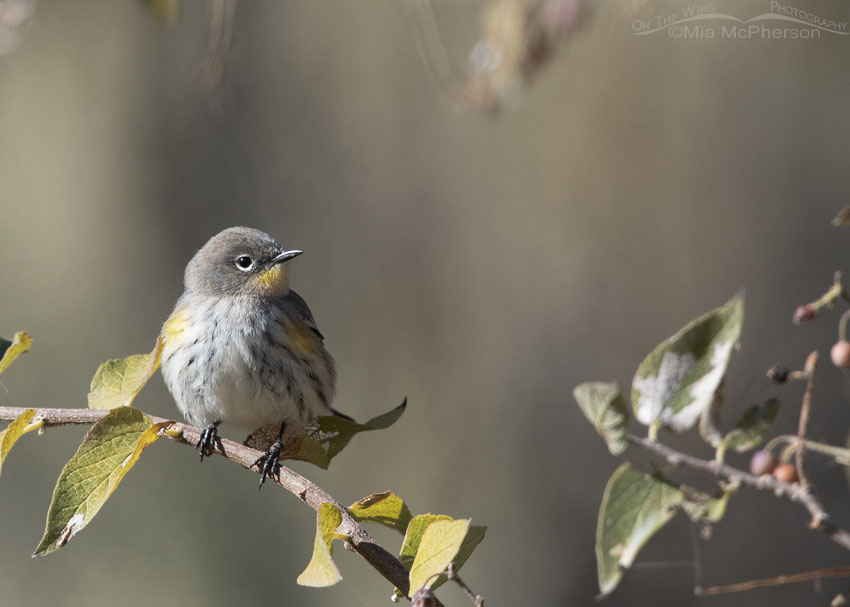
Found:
284,319 -> 320,356
162,307 -> 190,343
254,265 -> 288,295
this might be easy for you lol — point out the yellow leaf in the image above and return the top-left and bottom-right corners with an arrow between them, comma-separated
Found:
399,514 -> 453,570
0,409 -> 36,477
297,502 -> 343,587
408,519 -> 470,593
0,331 -> 32,375
88,336 -> 164,410
34,407 -> 169,556
348,492 -> 412,534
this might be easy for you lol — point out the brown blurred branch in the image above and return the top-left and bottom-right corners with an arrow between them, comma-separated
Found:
697,566 -> 850,596
795,351 -> 818,488
628,434 -> 850,552
0,406 -> 411,597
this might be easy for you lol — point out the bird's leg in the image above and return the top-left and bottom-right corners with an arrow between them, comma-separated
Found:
251,422 -> 285,490
197,421 -> 222,461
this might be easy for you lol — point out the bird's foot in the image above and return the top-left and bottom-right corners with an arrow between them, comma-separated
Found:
251,422 -> 285,490
196,421 -> 221,462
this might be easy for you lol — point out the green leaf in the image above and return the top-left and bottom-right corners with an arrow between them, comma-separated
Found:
399,514 -> 453,570
297,502 -> 343,587
87,337 -> 164,410
631,293 -> 744,433
0,331 -> 32,375
680,485 -> 736,524
408,519 -> 470,593
722,399 -> 780,453
348,492 -> 412,534
574,382 -> 629,455
698,381 -> 725,448
0,409 -> 36,477
34,407 -> 168,556
291,399 -> 407,469
596,463 -> 684,597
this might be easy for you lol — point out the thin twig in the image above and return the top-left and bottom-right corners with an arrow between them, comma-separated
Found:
796,351 -> 818,489
697,566 -> 850,596
199,0 -> 237,92
447,563 -> 485,607
627,434 -> 850,552
690,520 -> 703,592
763,435 -> 850,465
0,406 -> 411,596
407,0 -> 469,106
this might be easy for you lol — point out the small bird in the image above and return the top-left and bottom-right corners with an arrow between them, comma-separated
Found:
160,227 -> 346,487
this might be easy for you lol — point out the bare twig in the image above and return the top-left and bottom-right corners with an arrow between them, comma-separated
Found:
447,562 -> 485,607
199,0 -> 237,92
627,434 -> 850,552
764,435 -> 850,465
795,351 -> 819,489
0,406 -> 411,596
407,0 -> 469,107
697,566 -> 850,596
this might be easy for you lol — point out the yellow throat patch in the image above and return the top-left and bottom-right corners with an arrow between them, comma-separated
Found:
253,264 -> 289,296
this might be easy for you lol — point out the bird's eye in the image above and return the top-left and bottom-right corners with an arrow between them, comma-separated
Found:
235,255 -> 254,271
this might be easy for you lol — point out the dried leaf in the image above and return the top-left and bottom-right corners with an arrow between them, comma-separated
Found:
291,399 -> 407,469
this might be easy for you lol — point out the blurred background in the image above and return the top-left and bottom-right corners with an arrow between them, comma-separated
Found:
2,0 -> 850,605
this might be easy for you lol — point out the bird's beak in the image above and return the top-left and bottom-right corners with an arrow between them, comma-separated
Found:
269,249 -> 303,266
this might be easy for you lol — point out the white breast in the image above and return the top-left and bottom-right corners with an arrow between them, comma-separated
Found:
161,295 -> 329,435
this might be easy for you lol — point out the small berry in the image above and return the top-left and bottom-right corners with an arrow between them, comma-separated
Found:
773,463 -> 798,484
749,450 -> 778,476
411,588 -> 437,607
793,304 -> 817,325
832,341 -> 850,368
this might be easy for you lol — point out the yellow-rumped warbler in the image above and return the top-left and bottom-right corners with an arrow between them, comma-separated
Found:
160,226 -> 349,487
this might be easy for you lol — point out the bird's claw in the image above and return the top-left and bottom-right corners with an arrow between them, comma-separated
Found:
252,439 -> 283,490
197,421 -> 221,462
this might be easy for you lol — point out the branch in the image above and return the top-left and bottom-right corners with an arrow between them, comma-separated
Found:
447,563 -> 485,607
697,565 -> 850,596
627,434 -> 850,552
795,351 -> 818,488
0,406 -> 411,596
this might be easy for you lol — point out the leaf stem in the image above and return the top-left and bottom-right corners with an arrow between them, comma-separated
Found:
714,440 -> 727,463
648,421 -> 660,442
20,418 -> 44,436
841,309 -> 850,342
